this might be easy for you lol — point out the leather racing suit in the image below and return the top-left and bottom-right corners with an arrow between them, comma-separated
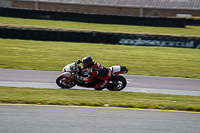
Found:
79,61 -> 112,90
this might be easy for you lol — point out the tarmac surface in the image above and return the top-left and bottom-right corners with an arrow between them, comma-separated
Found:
1,69 -> 200,133
0,105 -> 200,133
0,69 -> 200,96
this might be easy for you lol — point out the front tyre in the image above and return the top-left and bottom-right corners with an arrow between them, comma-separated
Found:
106,75 -> 127,91
56,76 -> 76,89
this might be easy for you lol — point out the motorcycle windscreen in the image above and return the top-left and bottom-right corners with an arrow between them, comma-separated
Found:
62,62 -> 76,72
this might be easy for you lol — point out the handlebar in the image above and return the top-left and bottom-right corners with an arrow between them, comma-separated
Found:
74,62 -> 79,68
74,61 -> 81,73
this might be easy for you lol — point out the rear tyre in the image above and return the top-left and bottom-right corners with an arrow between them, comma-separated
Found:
56,76 -> 76,89
106,75 -> 127,91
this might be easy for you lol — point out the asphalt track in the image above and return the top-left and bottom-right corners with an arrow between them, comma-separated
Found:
1,69 -> 200,133
0,105 -> 200,133
0,69 -> 200,96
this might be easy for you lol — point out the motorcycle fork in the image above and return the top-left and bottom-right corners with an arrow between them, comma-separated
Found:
62,75 -> 75,84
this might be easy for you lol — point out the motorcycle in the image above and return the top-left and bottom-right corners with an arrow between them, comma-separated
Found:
56,62 -> 128,91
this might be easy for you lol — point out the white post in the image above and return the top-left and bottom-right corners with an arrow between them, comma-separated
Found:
35,1 -> 38,10
140,7 -> 143,17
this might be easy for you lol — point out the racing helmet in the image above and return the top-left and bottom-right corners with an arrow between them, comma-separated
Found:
82,56 -> 93,69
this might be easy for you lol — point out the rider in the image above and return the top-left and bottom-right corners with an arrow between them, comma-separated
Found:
76,56 -> 112,90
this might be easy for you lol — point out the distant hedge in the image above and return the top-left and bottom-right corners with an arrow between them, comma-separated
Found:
0,7 -> 186,27
0,26 -> 200,49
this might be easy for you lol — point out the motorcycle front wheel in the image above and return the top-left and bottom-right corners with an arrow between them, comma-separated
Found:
106,75 -> 127,91
56,76 -> 76,89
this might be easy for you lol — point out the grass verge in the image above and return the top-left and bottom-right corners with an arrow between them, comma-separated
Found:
0,38 -> 200,78
0,86 -> 200,112
0,16 -> 200,37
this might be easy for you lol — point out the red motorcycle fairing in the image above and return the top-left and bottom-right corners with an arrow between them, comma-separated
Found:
61,68 -> 91,86
61,72 -> 71,78
61,69 -> 77,83
61,72 -> 74,84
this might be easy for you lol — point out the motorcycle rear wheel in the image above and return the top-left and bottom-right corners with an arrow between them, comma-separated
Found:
56,76 -> 76,89
106,75 -> 127,91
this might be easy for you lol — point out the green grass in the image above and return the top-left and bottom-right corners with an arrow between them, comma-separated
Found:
0,86 -> 200,112
0,16 -> 200,36
0,38 -> 200,78
1,16 -> 200,111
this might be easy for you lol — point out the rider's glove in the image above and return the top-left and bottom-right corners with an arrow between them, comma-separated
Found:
76,59 -> 82,64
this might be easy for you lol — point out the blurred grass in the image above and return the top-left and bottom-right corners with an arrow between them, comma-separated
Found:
0,16 -> 200,36
0,16 -> 200,111
0,86 -> 200,112
0,38 -> 200,78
